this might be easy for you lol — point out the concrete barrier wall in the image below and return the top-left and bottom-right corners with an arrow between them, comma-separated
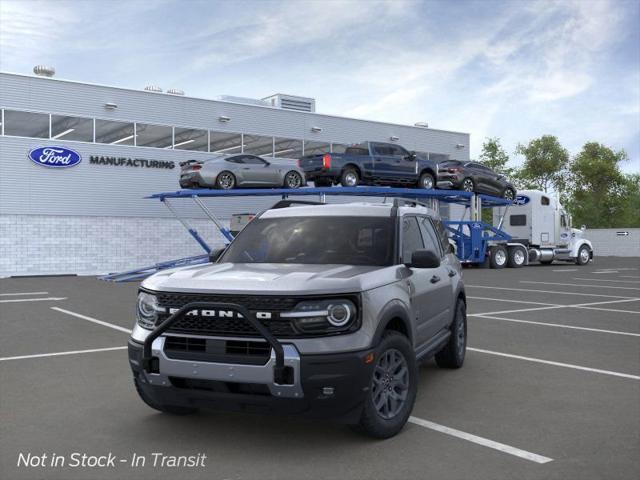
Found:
587,228 -> 640,257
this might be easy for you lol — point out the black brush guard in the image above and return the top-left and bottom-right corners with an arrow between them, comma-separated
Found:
142,302 -> 288,384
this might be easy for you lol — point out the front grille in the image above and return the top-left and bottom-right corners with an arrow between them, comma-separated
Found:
164,337 -> 271,365
156,292 -> 299,337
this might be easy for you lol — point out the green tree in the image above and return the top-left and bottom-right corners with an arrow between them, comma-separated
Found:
618,174 -> 640,227
515,135 -> 570,193
479,137 -> 513,176
566,142 -> 632,228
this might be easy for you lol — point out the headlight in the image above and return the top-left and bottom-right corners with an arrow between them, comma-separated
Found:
136,291 -> 159,329
281,298 -> 358,334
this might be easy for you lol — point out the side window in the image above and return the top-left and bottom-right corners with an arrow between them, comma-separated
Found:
242,155 -> 267,165
541,196 -> 550,206
389,145 -> 409,157
418,217 -> 442,256
226,156 -> 244,164
373,144 -> 392,156
510,215 -> 527,226
401,217 -> 424,263
561,214 -> 567,228
431,218 -> 451,253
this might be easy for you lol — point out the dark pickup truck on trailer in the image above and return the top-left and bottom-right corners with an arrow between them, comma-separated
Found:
299,141 -> 439,189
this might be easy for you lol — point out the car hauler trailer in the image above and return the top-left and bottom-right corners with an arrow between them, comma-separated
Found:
100,186 -> 591,282
492,190 -> 594,267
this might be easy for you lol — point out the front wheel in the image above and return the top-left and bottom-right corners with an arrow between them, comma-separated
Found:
576,245 -> 591,265
461,177 -> 475,192
216,171 -> 236,190
418,172 -> 435,190
283,170 -> 303,189
435,299 -> 467,369
354,332 -> 417,439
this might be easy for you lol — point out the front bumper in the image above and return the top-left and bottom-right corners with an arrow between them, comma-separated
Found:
129,338 -> 373,422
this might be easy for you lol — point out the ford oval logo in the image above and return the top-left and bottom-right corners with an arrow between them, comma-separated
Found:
514,195 -> 530,205
28,146 -> 82,168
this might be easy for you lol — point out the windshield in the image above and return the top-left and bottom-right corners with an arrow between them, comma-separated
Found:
220,216 -> 395,266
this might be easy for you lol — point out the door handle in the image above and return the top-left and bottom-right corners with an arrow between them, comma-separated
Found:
430,275 -> 441,284
448,269 -> 457,277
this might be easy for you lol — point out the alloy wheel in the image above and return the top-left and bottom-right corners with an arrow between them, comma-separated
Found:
462,179 -> 474,192
371,349 -> 409,420
344,172 -> 358,187
218,173 -> 234,189
286,172 -> 302,188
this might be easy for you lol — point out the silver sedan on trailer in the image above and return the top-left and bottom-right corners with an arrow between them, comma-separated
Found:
179,154 -> 307,190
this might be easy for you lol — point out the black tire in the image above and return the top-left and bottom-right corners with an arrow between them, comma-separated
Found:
418,172 -> 435,190
507,246 -> 526,268
283,170 -> 303,189
461,177 -> 475,192
354,331 -> 417,439
503,187 -> 516,201
133,378 -> 198,415
435,299 -> 467,369
340,167 -> 360,187
576,245 -> 591,265
216,171 -> 236,190
489,245 -> 508,269
314,178 -> 332,187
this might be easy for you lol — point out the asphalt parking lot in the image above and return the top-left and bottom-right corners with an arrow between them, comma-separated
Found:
1,257 -> 639,480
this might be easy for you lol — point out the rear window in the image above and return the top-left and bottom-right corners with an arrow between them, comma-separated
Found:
345,147 -> 369,155
439,160 -> 462,167
220,216 -> 395,266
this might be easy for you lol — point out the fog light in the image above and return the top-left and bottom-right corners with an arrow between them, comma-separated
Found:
322,387 -> 335,396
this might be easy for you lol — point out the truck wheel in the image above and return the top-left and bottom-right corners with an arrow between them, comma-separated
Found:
576,245 -> 591,265
354,331 -> 417,439
489,245 -> 508,269
507,246 -> 526,268
418,172 -> 435,190
435,299 -> 466,369
216,171 -> 236,189
340,168 -> 360,187
133,378 -> 198,415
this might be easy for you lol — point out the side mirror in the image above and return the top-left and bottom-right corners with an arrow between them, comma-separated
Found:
208,248 -> 225,263
405,249 -> 440,269
406,151 -> 417,161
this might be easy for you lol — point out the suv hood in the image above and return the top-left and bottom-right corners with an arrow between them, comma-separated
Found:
142,262 -> 399,295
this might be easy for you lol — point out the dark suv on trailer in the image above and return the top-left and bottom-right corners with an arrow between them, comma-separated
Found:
437,160 -> 516,200
128,200 -> 467,438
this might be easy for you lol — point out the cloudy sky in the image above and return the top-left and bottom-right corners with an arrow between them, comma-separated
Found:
1,0 -> 638,171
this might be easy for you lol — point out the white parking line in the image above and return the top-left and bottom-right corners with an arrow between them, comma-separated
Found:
552,269 -> 578,272
466,285 -> 637,299
0,291 -> 49,296
621,275 -> 640,279
521,281 -> 640,291
575,306 -> 640,315
468,347 -> 640,380
408,416 -> 553,464
467,296 -> 558,307
593,270 -> 619,274
0,346 -> 127,362
0,297 -> 67,303
470,314 -> 640,337
51,307 -> 132,334
572,278 -> 640,284
473,298 -> 640,317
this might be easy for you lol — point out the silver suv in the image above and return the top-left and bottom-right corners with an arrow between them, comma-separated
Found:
128,199 -> 467,438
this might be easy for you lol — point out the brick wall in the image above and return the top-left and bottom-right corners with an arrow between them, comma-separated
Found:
0,215 -> 228,277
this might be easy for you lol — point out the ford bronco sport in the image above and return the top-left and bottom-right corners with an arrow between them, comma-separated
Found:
128,199 -> 467,438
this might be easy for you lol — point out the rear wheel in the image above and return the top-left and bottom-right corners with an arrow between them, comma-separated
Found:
134,378 -> 198,415
340,168 -> 360,187
507,246 -> 526,268
489,245 -> 508,269
503,187 -> 516,201
284,171 -> 303,189
418,172 -> 435,190
435,299 -> 466,369
216,171 -> 236,190
462,178 -> 475,192
354,331 -> 417,439
576,245 -> 591,265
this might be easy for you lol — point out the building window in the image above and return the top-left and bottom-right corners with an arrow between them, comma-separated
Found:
95,119 -> 135,145
135,123 -> 173,148
51,114 -> 94,142
303,140 -> 331,156
210,131 -> 243,154
243,134 -> 274,156
3,110 -> 49,138
173,127 -> 208,151
273,137 -> 303,159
